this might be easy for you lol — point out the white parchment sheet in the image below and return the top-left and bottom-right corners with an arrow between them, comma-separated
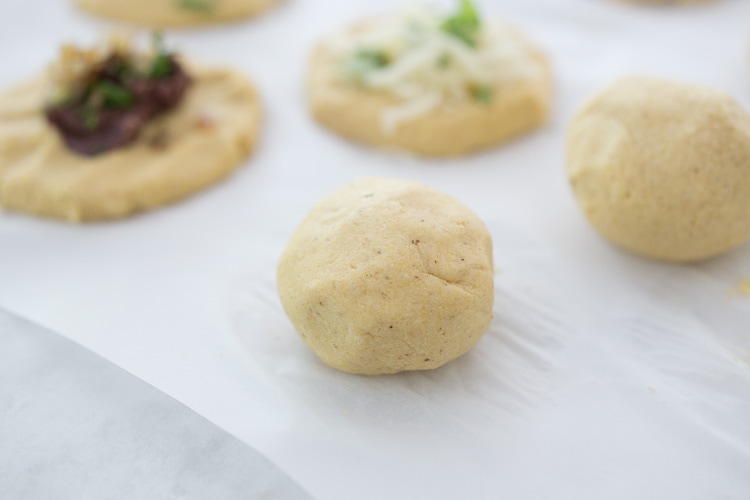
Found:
1,1 -> 750,499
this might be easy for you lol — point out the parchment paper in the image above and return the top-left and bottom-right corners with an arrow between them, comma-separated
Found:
1,0 -> 749,498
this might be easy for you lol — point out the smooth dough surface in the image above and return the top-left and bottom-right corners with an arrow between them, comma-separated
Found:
277,178 -> 494,375
75,0 -> 281,28
567,76 -> 750,262
0,64 -> 261,222
307,26 -> 552,157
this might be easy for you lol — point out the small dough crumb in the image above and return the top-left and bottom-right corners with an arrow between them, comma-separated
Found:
734,280 -> 750,297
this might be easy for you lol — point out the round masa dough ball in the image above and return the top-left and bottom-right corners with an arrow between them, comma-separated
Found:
567,76 -> 750,262
277,178 -> 494,375
75,0 -> 281,28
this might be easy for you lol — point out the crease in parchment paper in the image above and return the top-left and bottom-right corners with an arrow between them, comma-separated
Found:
229,218 -> 750,500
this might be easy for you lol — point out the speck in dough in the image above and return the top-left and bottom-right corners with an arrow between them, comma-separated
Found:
276,178 -> 494,375
567,76 -> 750,262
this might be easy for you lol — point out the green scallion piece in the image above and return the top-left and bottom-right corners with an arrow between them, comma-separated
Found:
343,49 -> 391,81
149,32 -> 173,78
93,81 -> 134,109
471,85 -> 493,105
441,0 -> 482,48
177,0 -> 216,13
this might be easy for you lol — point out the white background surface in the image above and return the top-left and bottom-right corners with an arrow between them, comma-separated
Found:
2,1 -> 750,499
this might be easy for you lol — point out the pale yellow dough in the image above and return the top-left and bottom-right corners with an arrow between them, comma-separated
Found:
277,178 -> 494,375
75,0 -> 281,28
307,26 -> 552,157
0,64 -> 261,222
567,76 -> 750,262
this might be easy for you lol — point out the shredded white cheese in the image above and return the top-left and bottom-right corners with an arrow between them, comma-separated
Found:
325,5 -> 542,134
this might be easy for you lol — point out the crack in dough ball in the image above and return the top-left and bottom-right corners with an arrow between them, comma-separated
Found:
277,178 -> 494,375
567,76 -> 750,262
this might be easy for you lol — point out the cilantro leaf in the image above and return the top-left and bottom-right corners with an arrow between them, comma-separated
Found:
441,0 -> 482,47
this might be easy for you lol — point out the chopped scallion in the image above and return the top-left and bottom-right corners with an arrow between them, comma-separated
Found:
343,49 -> 391,81
471,85 -> 493,105
149,32 -> 173,78
177,0 -> 216,13
441,0 -> 482,47
93,81 -> 134,109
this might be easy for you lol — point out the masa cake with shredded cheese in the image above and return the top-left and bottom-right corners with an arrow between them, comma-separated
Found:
307,0 -> 552,157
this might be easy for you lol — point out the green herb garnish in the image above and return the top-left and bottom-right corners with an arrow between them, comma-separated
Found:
471,85 -> 493,105
177,0 -> 216,12
441,0 -> 481,47
149,32 -> 173,78
343,49 -> 391,81
92,81 -> 134,109
81,107 -> 99,130
437,53 -> 452,69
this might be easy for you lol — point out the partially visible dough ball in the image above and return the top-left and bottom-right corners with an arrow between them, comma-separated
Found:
619,0 -> 715,4
75,0 -> 281,28
567,76 -> 750,262
277,178 -> 494,375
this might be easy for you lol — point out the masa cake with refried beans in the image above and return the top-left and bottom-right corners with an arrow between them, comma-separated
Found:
0,33 -> 261,222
